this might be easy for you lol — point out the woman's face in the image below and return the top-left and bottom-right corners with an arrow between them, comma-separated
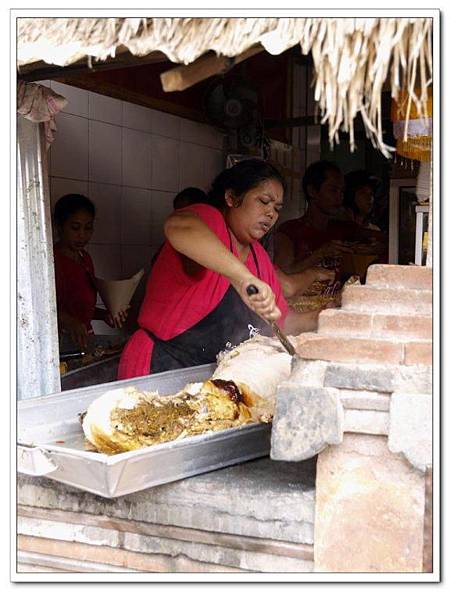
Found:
354,186 -> 374,217
58,209 -> 94,252
225,178 -> 284,244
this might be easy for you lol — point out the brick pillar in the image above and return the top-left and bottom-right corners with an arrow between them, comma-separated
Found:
314,434 -> 425,572
271,264 -> 433,573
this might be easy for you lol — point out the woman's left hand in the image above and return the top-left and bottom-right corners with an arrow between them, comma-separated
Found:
234,275 -> 281,323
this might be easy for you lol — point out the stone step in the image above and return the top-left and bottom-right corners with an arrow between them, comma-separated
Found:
404,341 -> 433,366
342,285 -> 432,315
294,333 -> 432,367
289,357 -> 432,393
318,309 -> 432,341
295,333 -> 404,364
366,264 -> 432,290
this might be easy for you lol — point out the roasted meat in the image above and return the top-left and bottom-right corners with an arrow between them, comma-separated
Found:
82,335 -> 293,454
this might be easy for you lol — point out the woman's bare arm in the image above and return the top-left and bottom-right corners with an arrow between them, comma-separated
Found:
164,211 -> 281,322
276,267 -> 335,299
165,211 -> 250,282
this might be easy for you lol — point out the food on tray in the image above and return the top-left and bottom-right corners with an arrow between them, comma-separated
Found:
213,334 -> 293,420
82,335 -> 293,454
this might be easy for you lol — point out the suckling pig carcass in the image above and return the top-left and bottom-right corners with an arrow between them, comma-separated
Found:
82,335 -> 293,454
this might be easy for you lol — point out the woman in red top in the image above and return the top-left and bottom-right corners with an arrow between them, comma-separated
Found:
53,194 -> 126,350
118,160 -> 321,380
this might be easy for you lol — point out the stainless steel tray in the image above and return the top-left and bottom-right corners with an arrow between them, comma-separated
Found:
18,364 -> 271,498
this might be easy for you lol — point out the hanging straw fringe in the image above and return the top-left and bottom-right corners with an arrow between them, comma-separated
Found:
17,17 -> 433,157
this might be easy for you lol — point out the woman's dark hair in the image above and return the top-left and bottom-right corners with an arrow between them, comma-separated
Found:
344,170 -> 375,216
53,194 -> 96,227
207,159 -> 286,208
173,187 -> 207,210
302,160 -> 341,204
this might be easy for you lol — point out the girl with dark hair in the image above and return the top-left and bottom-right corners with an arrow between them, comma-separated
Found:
53,194 -> 127,350
118,159 -> 320,380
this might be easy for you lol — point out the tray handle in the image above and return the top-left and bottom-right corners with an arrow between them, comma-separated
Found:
17,445 -> 58,477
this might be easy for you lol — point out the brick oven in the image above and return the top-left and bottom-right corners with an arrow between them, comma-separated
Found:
271,263 -> 433,572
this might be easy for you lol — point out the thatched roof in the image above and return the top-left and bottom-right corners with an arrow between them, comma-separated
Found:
17,17 -> 433,156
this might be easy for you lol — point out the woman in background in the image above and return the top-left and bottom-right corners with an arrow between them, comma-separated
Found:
53,194 -> 127,350
344,170 -> 381,232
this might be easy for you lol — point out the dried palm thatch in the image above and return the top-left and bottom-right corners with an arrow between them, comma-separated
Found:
17,17 -> 433,156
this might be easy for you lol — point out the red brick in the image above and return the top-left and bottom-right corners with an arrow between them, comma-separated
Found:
295,333 -> 404,364
319,309 -> 373,337
372,315 -> 433,341
342,286 -> 432,315
366,264 -> 432,290
404,342 -> 433,366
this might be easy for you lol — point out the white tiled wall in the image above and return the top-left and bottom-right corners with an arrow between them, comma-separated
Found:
277,61 -> 318,222
45,81 -> 225,333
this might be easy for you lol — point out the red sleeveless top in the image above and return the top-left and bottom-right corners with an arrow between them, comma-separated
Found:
118,204 -> 287,380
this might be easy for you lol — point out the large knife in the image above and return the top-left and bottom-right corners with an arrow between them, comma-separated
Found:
246,284 -> 297,356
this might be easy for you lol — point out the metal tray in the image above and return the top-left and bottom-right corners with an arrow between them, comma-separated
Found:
18,364 -> 271,498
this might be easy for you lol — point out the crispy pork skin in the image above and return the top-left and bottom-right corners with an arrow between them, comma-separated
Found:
83,335 -> 292,454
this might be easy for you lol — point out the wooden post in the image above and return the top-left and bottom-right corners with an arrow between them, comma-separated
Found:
160,46 -> 263,92
17,117 -> 61,400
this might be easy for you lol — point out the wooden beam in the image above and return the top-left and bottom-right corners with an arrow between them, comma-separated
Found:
17,48 -> 169,82
160,45 -> 264,93
54,74 -> 209,124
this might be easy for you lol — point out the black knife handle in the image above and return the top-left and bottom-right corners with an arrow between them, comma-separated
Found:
246,284 -> 259,296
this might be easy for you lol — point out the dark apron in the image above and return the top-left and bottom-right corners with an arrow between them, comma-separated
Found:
147,235 -> 272,374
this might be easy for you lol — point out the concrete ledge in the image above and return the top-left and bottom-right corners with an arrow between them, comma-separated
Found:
18,511 -> 314,572
18,533 -> 246,573
18,505 -> 314,562
17,457 -> 316,546
18,550 -> 140,573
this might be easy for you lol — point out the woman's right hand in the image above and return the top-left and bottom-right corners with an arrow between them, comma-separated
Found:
234,276 -> 282,323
